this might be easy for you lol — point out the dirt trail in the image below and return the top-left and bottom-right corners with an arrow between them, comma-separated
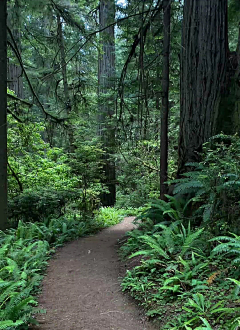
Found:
35,217 -> 157,330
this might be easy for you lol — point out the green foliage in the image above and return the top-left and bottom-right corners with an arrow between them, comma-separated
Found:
127,221 -> 205,262
8,114 -> 72,196
93,207 -> 125,228
210,233 -> 240,265
8,189 -> 78,224
120,198 -> 240,329
171,134 -> 240,232
7,110 -> 107,221
68,139 -> 105,213
116,141 -> 162,208
137,195 -> 188,225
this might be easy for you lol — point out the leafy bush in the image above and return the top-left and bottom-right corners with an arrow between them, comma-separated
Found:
8,189 -> 79,224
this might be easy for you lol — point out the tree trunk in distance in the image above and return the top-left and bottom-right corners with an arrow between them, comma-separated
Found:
98,0 -> 116,206
7,0 -> 23,98
160,0 -> 171,199
178,0 -> 228,173
0,0 -> 8,230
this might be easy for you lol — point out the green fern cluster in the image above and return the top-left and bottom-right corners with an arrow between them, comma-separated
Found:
138,195 -> 188,224
171,134 -> 240,231
210,233 -> 240,265
0,233 -> 48,328
120,195 -> 240,329
129,221 -> 204,262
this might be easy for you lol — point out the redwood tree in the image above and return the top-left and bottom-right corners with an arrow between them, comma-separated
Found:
0,0 -> 8,230
98,0 -> 116,206
178,0 -> 229,172
160,0 -> 171,199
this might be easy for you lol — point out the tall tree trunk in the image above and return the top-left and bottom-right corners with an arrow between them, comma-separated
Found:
178,0 -> 228,173
234,26 -> 240,132
98,0 -> 116,206
0,0 -> 8,230
160,0 -> 171,199
7,0 -> 23,98
217,26 -> 240,134
57,14 -> 74,152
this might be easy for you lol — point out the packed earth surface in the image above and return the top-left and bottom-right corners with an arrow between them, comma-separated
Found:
34,217 -> 157,330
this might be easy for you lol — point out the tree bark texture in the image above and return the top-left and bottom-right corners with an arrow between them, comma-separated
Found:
160,0 -> 171,199
8,63 -> 23,98
0,0 -> 8,230
98,0 -> 116,206
178,0 -> 228,173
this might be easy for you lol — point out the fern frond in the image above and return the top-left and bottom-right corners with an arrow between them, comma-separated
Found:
210,236 -> 239,243
181,227 -> 205,257
173,181 -> 204,195
0,320 -> 24,329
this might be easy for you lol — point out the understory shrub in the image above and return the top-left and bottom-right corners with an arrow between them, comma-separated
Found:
8,189 -> 79,224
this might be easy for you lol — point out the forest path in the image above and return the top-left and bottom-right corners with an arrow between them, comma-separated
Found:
34,217 -> 157,330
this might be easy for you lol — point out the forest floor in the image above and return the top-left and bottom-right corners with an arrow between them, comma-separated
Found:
33,217 -> 157,330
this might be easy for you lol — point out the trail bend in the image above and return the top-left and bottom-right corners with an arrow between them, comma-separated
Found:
34,217 -> 157,330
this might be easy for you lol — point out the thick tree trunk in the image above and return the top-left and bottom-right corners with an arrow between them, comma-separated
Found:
178,0 -> 228,173
98,0 -> 116,206
160,0 -> 171,199
0,0 -> 8,230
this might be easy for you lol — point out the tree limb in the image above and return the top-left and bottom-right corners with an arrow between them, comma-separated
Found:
7,92 -> 33,107
7,161 -> 23,192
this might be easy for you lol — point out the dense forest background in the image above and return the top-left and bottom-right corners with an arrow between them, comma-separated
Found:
1,0 -> 240,329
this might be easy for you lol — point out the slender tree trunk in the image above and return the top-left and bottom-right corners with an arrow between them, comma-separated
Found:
0,0 -> 8,230
57,14 -> 74,152
178,0 -> 228,173
98,0 -> 116,206
160,0 -> 171,199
